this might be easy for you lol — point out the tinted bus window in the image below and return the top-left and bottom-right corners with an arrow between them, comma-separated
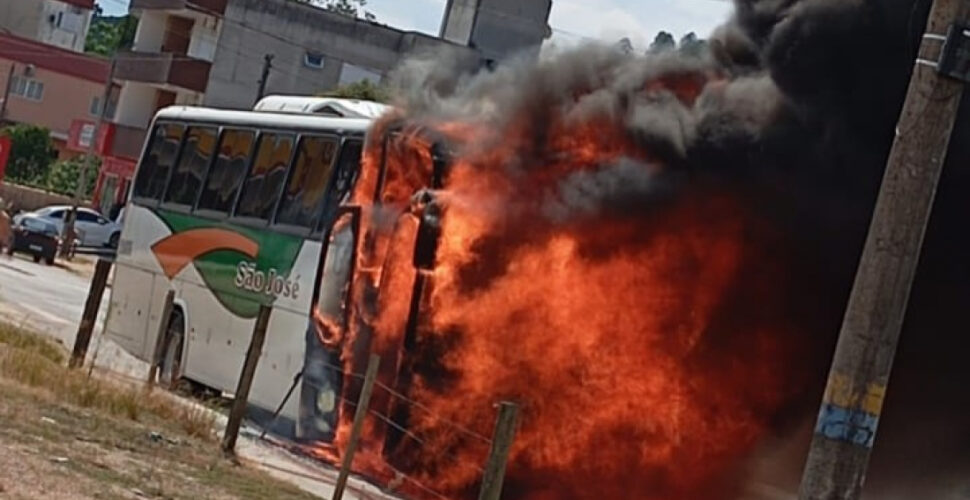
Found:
317,140 -> 362,232
276,136 -> 338,229
133,123 -> 184,201
236,133 -> 294,221
197,129 -> 255,214
164,127 -> 217,206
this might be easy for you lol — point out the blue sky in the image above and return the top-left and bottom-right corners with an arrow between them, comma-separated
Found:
98,0 -> 733,51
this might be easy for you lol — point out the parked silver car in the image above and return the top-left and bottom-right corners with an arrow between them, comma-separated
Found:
12,205 -> 122,248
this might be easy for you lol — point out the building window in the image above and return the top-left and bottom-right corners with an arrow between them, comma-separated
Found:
10,76 -> 44,101
304,52 -> 325,69
89,96 -> 116,119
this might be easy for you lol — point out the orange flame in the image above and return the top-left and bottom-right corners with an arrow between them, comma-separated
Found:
311,66 -> 807,500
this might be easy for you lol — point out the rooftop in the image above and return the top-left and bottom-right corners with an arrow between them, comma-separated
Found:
0,33 -> 109,83
58,0 -> 97,9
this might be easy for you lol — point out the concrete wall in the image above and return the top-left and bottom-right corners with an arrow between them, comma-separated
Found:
441,0 -> 478,43
0,0 -> 92,52
203,0 -> 479,110
0,0 -> 45,45
38,0 -> 93,52
0,183 -> 77,213
441,0 -> 551,62
115,81 -> 159,129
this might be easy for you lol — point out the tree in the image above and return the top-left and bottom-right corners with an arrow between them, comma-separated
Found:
1,125 -> 56,186
320,80 -> 390,103
46,155 -> 98,198
290,0 -> 376,21
678,32 -> 707,57
615,37 -> 635,55
85,6 -> 137,57
648,31 -> 676,54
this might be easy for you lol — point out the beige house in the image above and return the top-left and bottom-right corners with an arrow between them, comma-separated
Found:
0,32 -> 112,158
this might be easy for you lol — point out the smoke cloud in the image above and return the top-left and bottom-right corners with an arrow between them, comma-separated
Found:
375,0 -> 970,498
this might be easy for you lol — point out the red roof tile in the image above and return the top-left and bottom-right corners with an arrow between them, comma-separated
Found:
0,33 -> 109,83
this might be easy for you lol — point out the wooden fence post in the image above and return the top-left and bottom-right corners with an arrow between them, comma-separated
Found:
332,354 -> 381,500
478,402 -> 519,500
69,258 -> 112,369
222,304 -> 272,457
146,290 -> 176,388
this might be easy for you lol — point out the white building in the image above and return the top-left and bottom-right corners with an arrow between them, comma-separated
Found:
0,0 -> 95,52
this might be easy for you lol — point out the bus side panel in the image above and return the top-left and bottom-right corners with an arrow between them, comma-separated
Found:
180,280 -> 240,389
140,276 -> 184,364
248,307 -> 309,426
246,242 -> 323,424
104,263 -> 157,362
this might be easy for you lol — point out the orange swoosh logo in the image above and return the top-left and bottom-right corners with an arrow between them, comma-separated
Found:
152,228 -> 259,279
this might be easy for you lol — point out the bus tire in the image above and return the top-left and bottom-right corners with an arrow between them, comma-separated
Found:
159,308 -> 186,389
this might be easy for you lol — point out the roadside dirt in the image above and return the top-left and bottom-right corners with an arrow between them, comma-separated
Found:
0,375 -> 319,500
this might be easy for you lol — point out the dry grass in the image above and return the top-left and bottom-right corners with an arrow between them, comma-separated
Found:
0,321 -> 65,364
0,322 -> 319,500
0,323 -> 216,439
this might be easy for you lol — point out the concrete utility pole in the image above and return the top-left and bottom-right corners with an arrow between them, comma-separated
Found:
798,1 -> 970,499
255,54 -> 274,106
62,58 -> 116,256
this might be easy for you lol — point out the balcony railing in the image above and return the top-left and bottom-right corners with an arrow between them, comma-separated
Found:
114,51 -> 212,94
129,0 -> 227,15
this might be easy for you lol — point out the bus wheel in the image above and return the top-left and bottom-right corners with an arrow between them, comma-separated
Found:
159,308 -> 185,389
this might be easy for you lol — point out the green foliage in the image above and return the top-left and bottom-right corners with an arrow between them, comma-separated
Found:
289,0 -> 376,21
46,156 -> 98,198
648,31 -> 677,53
319,79 -> 389,103
646,31 -> 708,57
678,32 -> 707,58
2,124 -> 56,186
84,7 -> 137,57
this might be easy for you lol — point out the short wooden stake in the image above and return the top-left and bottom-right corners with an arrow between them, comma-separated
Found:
478,402 -> 519,500
332,354 -> 381,500
69,258 -> 112,369
146,290 -> 176,388
222,304 -> 272,457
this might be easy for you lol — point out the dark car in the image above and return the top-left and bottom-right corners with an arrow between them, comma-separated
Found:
7,216 -> 61,265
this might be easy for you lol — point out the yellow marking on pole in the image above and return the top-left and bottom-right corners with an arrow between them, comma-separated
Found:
823,373 -> 887,416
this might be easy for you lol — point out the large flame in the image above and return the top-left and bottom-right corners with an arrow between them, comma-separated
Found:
310,58 -> 810,500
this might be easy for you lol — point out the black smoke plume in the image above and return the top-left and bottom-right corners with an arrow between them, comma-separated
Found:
380,0 -> 970,497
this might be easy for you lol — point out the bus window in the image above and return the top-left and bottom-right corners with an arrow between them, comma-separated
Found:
236,133 -> 294,221
197,129 -> 255,215
316,140 -> 362,233
133,123 -> 184,201
164,127 -> 217,206
276,136 -> 338,229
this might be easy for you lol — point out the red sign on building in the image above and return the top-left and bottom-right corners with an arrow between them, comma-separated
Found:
0,136 -> 11,183
66,119 -> 116,155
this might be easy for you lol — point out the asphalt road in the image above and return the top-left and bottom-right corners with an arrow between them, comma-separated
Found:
0,254 -> 103,345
